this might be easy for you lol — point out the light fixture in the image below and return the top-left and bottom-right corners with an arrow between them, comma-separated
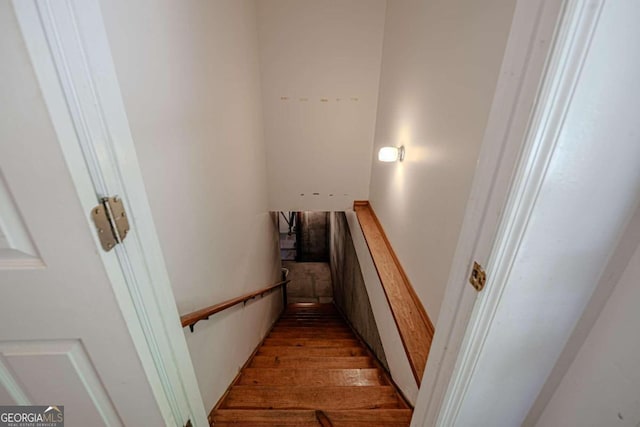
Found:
378,145 -> 405,162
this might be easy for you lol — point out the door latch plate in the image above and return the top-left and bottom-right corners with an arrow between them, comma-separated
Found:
469,261 -> 487,292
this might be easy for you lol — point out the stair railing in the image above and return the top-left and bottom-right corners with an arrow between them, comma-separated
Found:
180,280 -> 290,332
353,201 -> 435,386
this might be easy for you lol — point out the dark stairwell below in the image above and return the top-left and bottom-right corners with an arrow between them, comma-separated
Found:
278,211 -> 389,371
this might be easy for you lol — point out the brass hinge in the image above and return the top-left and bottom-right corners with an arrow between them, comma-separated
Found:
91,196 -> 130,251
469,261 -> 487,292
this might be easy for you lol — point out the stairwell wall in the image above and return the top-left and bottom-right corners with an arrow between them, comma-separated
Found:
257,0 -> 387,211
341,0 -> 517,403
98,0 -> 282,412
329,212 -> 389,371
367,0 -> 517,324
345,211 -> 419,404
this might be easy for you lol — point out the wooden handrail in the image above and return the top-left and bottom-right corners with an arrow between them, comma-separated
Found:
353,201 -> 435,386
180,280 -> 290,332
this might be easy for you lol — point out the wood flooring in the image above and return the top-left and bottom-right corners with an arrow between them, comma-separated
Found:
211,303 -> 412,426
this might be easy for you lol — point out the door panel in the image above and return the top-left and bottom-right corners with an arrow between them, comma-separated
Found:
0,173 -> 42,269
0,2 -> 165,425
0,340 -> 121,425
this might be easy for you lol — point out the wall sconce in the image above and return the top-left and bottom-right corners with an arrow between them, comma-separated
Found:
378,145 -> 405,162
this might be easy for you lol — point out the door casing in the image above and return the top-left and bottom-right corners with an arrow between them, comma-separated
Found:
12,1 -> 208,425
410,0 -> 568,425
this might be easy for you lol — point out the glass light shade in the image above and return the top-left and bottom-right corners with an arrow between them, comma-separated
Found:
378,146 -> 405,162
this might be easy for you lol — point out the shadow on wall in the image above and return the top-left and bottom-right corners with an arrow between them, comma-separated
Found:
281,211 -> 333,303
330,211 -> 389,370
278,211 -> 296,260
278,211 -> 330,262
296,211 -> 330,262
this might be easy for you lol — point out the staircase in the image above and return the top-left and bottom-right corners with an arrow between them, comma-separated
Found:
211,303 -> 412,426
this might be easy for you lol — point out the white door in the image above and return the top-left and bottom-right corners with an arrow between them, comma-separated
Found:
0,1 -> 206,426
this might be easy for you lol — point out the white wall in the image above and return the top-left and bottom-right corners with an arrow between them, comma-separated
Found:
257,0 -> 386,211
524,201 -> 640,426
536,240 -> 640,427
368,0 -> 517,323
452,0 -> 640,424
98,0 -> 282,411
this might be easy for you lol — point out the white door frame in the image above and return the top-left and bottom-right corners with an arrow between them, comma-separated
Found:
411,0 -> 574,425
412,0 -> 611,425
435,0 -> 605,423
12,1 -> 207,426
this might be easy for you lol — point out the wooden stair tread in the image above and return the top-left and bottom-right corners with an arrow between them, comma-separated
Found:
276,320 -> 349,329
272,325 -> 352,331
221,386 -> 401,410
250,356 -> 375,369
275,324 -> 347,329
238,368 -> 387,386
263,338 -> 360,347
282,313 -> 340,316
285,303 -> 337,310
268,333 -> 355,340
269,329 -> 354,335
268,334 -> 355,339
212,304 -> 411,426
213,409 -> 412,425
282,312 -> 339,317
257,346 -> 366,357
272,325 -> 351,329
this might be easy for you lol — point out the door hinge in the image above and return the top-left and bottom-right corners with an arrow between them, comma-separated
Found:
91,196 -> 130,251
469,261 -> 487,292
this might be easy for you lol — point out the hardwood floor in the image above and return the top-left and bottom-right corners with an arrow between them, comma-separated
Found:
211,303 -> 412,426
